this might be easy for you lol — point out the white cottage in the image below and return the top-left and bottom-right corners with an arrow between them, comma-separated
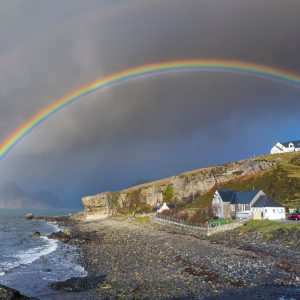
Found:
157,202 -> 170,213
212,189 -> 285,220
271,140 -> 300,154
252,196 -> 285,220
212,189 -> 264,219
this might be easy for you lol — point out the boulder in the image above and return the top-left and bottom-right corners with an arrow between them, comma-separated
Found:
51,275 -> 106,291
0,284 -> 37,300
30,231 -> 41,238
63,228 -> 72,237
24,213 -> 34,220
47,231 -> 70,242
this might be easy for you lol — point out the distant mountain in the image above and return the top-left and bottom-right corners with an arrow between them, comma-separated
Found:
0,181 -> 61,209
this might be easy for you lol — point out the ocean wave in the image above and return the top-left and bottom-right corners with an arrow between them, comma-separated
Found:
0,236 -> 58,274
42,254 -> 87,281
46,221 -> 61,232
42,265 -> 87,281
0,259 -> 24,273
14,237 -> 58,265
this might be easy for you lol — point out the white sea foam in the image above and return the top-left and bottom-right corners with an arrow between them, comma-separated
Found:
13,237 -> 58,266
42,264 -> 87,281
0,260 -> 24,273
0,236 -> 59,275
73,264 -> 88,277
0,216 -> 86,286
42,262 -> 87,281
46,221 -> 61,232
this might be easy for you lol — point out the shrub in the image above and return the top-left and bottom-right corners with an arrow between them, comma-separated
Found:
165,185 -> 174,201
129,190 -> 141,209
135,204 -> 152,214
175,211 -> 189,221
188,207 -> 213,225
160,209 -> 171,216
117,206 -> 134,214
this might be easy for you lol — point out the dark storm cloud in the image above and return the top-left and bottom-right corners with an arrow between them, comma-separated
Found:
0,0 -> 300,205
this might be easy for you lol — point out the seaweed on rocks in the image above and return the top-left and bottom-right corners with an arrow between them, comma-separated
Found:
51,275 -> 106,292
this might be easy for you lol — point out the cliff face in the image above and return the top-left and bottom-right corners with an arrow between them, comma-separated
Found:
82,192 -> 113,221
82,159 -> 273,220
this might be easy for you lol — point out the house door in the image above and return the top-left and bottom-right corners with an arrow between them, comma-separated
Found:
261,211 -> 264,220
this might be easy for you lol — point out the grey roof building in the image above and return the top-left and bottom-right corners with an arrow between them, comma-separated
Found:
212,189 -> 285,220
252,196 -> 283,208
280,140 -> 300,148
217,189 -> 262,205
217,189 -> 235,202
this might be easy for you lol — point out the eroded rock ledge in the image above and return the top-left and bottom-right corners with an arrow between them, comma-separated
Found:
82,159 -> 274,220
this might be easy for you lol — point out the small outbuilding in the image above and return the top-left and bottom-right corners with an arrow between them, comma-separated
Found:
153,202 -> 175,213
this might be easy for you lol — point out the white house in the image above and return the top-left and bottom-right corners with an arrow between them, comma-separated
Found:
212,189 -> 285,220
271,140 -> 300,154
212,189 -> 264,219
157,202 -> 170,213
251,196 -> 285,220
155,202 -> 175,213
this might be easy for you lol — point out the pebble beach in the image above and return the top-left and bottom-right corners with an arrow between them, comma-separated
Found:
60,216 -> 300,299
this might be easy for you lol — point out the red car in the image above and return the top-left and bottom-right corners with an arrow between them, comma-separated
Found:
288,213 -> 300,220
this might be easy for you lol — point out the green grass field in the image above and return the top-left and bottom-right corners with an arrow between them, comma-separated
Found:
134,215 -> 151,223
235,220 -> 300,242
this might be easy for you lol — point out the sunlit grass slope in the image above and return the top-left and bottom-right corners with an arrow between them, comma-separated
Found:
236,220 -> 300,242
191,152 -> 300,210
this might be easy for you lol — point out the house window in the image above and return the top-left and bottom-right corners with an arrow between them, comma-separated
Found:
273,209 -> 275,213
265,209 -> 267,213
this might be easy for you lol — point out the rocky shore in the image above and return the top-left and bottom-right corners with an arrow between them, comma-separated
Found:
45,215 -> 300,299
0,284 -> 38,300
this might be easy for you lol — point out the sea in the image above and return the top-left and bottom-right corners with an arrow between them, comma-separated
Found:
0,208 -> 88,299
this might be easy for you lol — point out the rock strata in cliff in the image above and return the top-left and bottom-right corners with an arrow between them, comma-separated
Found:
82,192 -> 113,221
82,159 -> 274,220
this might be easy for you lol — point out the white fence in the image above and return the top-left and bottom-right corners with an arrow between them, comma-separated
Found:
152,215 -> 244,236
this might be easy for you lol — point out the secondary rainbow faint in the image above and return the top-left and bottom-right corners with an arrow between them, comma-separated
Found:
1,59 -> 300,162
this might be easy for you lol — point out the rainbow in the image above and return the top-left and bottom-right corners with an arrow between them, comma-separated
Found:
1,59 -> 300,161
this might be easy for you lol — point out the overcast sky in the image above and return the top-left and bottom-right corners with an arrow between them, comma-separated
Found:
0,0 -> 300,208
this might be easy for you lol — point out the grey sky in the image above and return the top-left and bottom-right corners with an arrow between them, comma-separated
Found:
0,0 -> 299,207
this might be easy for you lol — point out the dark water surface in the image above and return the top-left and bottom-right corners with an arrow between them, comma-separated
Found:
0,209 -> 88,299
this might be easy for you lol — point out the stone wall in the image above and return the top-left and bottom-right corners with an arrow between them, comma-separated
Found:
152,216 -> 244,236
223,203 -> 231,219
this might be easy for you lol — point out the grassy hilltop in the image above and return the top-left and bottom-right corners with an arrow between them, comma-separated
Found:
189,152 -> 300,211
